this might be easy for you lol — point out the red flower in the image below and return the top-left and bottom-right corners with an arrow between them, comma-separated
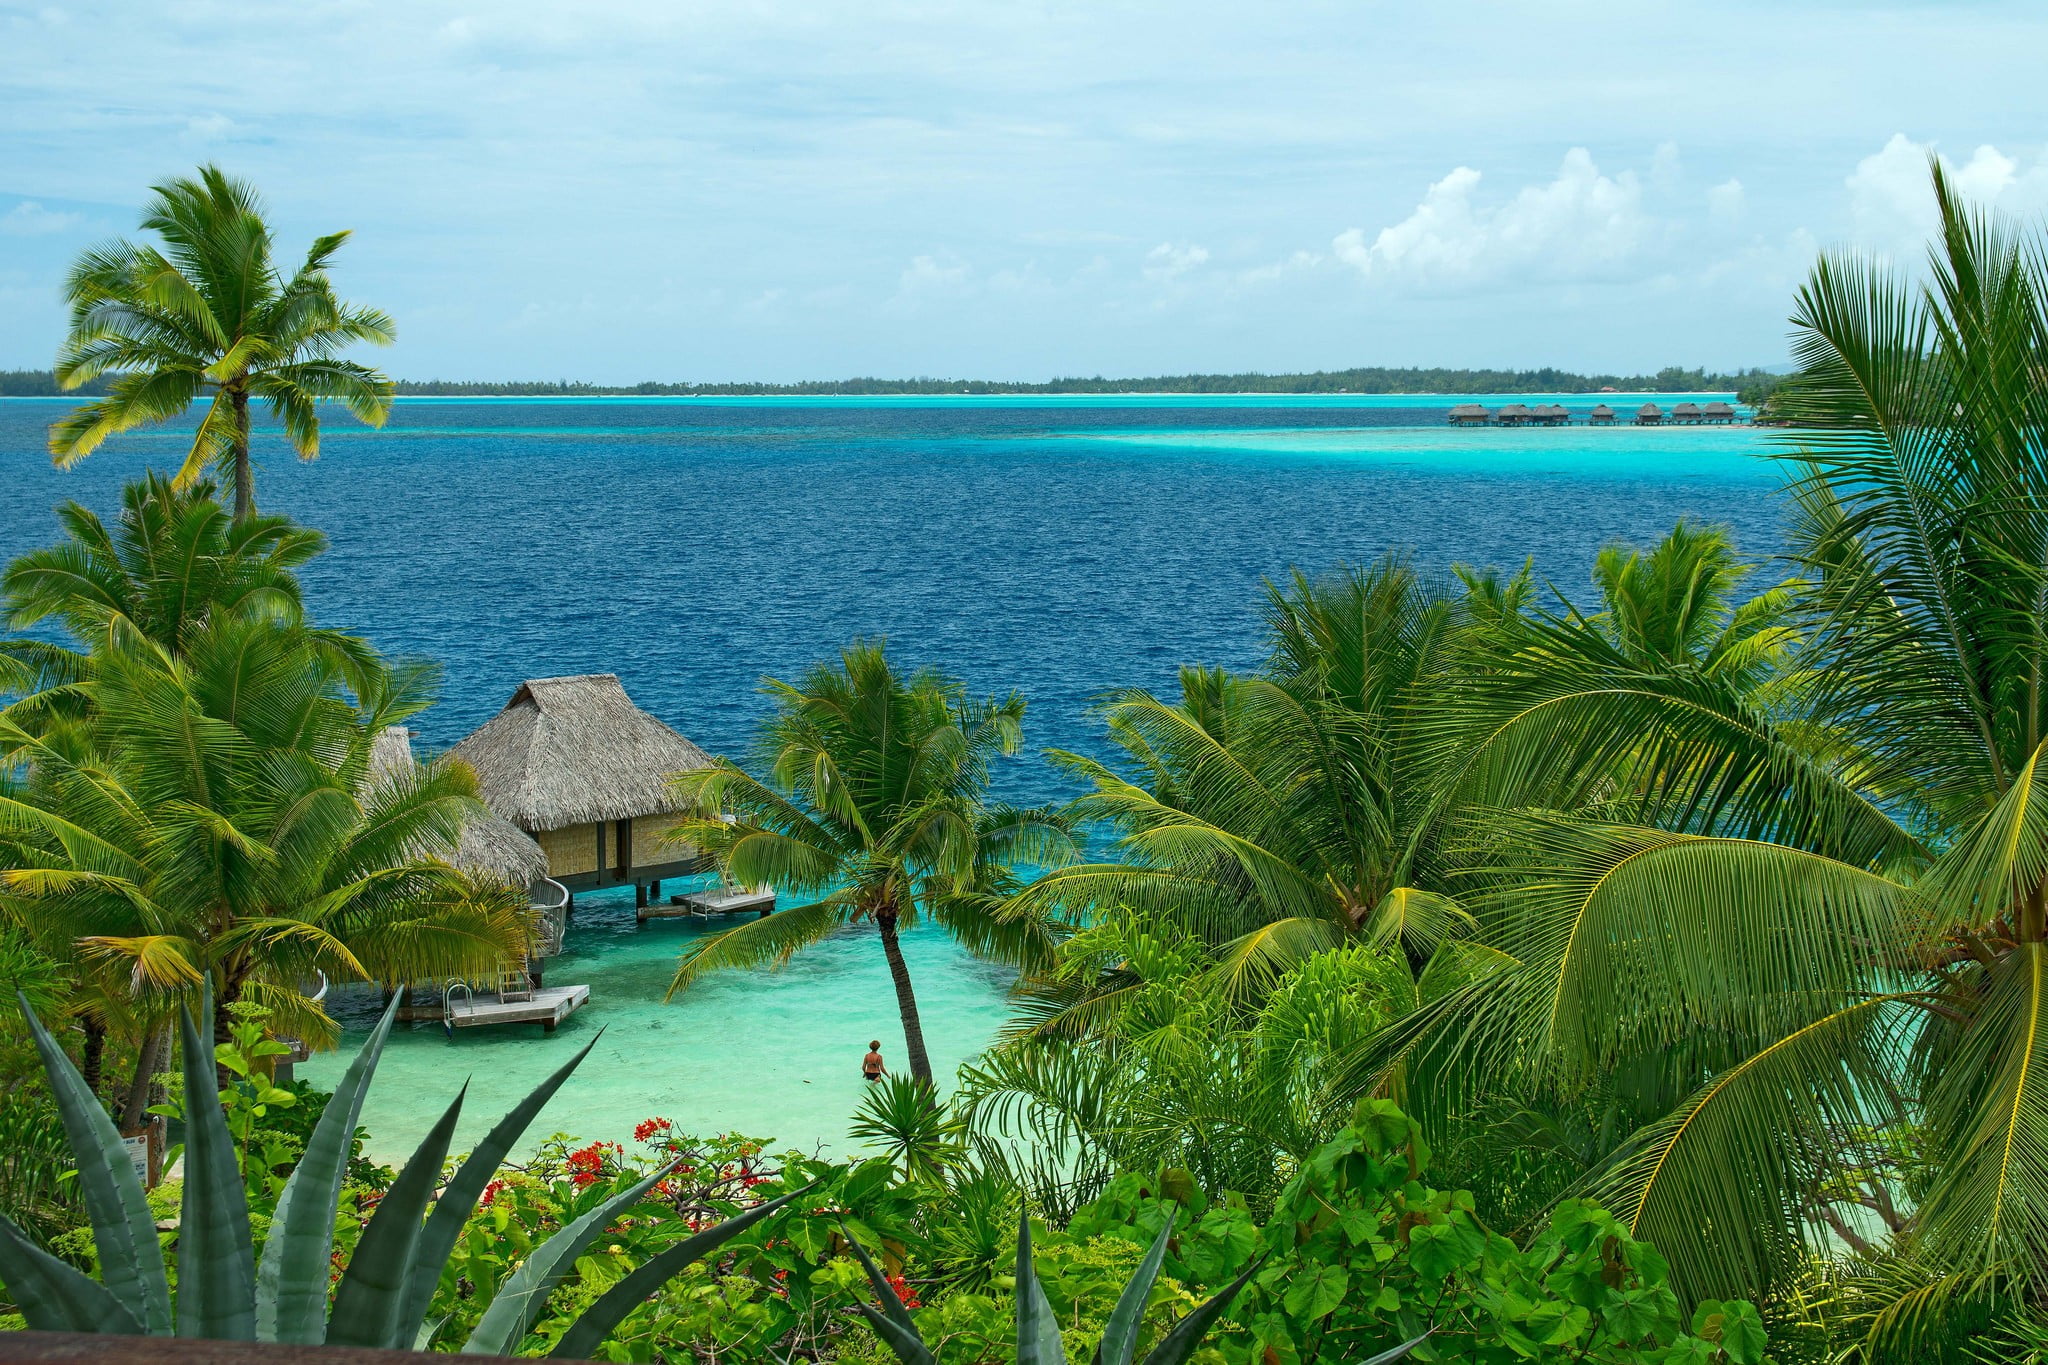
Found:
884,1273 -> 922,1309
634,1117 -> 673,1143
480,1179 -> 507,1208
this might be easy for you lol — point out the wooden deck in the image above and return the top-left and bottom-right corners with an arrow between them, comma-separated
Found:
445,983 -> 589,1032
638,886 -> 777,922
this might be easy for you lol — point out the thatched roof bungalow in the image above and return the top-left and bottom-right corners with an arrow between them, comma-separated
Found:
1589,404 -> 1617,425
445,674 -> 715,897
1702,400 -> 1736,423
1446,403 -> 1491,426
1530,403 -> 1569,426
1671,401 -> 1703,423
1635,403 -> 1665,425
370,727 -> 549,889
1497,402 -> 1532,425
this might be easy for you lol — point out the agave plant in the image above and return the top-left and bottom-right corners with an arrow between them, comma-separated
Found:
846,1209 -> 1429,1365
0,986 -> 803,1356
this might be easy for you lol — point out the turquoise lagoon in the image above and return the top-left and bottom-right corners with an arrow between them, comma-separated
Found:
0,396 -> 1785,1159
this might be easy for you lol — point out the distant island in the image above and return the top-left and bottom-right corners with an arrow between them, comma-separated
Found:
1,364 -> 1789,406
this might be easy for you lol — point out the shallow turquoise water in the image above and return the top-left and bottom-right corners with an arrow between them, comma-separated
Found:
0,395 -> 1786,1160
301,883 -> 1010,1162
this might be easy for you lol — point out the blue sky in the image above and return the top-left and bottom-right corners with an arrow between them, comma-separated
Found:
3,1 -> 2045,382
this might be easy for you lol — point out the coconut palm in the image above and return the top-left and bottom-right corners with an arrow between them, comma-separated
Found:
48,165 -> 394,521
667,641 -> 1073,1084
1004,560 -> 1471,1012
0,610 -> 529,1054
3,472 -> 340,692
1373,164 -> 2048,1346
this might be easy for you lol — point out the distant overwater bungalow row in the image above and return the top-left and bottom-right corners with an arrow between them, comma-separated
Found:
1444,398 -> 1744,426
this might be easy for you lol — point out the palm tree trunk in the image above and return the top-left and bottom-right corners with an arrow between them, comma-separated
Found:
875,910 -> 933,1084
119,1026 -> 167,1129
230,388 -> 253,522
81,1016 -> 106,1097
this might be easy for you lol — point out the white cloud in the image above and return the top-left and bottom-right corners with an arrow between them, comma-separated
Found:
0,201 -> 80,236
1333,148 -> 1651,287
1708,178 -> 1745,223
182,113 -> 237,143
1142,241 -> 1209,280
1846,133 -> 2048,255
898,254 -> 972,293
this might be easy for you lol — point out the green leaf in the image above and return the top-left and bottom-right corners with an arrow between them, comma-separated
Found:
1137,1258 -> 1260,1365
1015,1212 -> 1066,1365
1098,1217 -> 1175,1365
1357,1332 -> 1431,1365
460,1165 -> 671,1356
549,1185 -> 809,1359
1281,1263 -> 1347,1322
256,993 -> 400,1344
0,1209 -> 145,1334
175,995 -> 256,1340
327,1085 -> 465,1349
18,991 -> 171,1334
400,1030 -> 604,1338
843,1221 -> 933,1365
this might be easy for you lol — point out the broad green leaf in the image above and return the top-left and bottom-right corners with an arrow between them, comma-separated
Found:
1137,1259 -> 1259,1365
461,1165 -> 670,1356
175,996 -> 256,1340
1014,1213 -> 1065,1365
256,993 -> 400,1344
401,1031 -> 604,1337
1281,1263 -> 1347,1321
842,1222 -> 933,1365
18,992 -> 170,1334
0,1210 -> 145,1335
549,1185 -> 808,1359
1099,1216 -> 1175,1365
328,1085 -> 465,1348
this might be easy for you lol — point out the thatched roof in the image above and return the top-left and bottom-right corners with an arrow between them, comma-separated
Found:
1702,400 -> 1736,415
1672,402 -> 1702,416
1498,402 -> 1531,417
445,674 -> 714,833
1637,403 -> 1663,416
1447,403 -> 1490,417
1590,404 -> 1616,417
369,727 -> 549,887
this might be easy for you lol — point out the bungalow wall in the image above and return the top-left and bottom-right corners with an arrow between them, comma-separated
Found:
532,816 -> 705,889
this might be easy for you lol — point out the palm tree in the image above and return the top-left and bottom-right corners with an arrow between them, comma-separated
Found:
0,610 -> 528,1056
667,641 -> 1073,1084
1004,560 -> 1471,1008
1374,163 -> 2048,1348
3,471 -> 334,689
48,165 -> 395,521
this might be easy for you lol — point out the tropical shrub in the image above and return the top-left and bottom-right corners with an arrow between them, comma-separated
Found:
0,988 -> 798,1353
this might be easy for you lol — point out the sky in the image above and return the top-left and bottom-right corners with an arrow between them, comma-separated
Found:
3,0 -> 2047,383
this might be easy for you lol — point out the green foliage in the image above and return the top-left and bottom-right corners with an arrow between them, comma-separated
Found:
0,989 -> 793,1353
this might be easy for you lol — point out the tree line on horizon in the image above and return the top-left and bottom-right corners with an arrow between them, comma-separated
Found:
2,363 -> 1790,405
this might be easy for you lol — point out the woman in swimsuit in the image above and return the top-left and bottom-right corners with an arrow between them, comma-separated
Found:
862,1040 -> 885,1081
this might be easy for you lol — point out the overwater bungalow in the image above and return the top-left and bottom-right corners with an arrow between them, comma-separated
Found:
1530,403 -> 1570,426
1589,403 -> 1617,425
1496,402 -> 1532,426
446,673 -> 715,909
1635,403 -> 1665,425
1702,400 -> 1737,424
1446,403 -> 1491,426
1671,401 -> 1703,424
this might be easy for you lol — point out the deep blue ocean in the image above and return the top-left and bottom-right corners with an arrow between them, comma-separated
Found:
0,394 -> 1792,1153
0,395 -> 1785,806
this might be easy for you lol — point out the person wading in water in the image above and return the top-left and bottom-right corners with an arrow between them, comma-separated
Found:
862,1040 -> 885,1082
